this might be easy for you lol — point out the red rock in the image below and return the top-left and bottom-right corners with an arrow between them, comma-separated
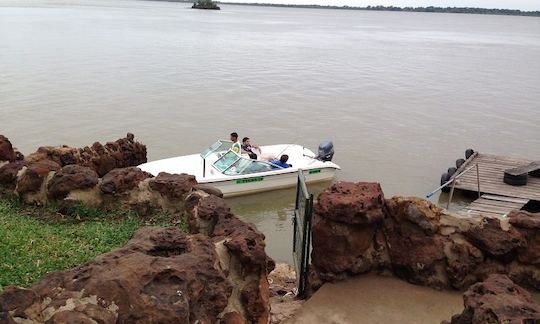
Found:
311,213 -> 379,279
509,210 -> 540,229
508,213 -> 540,266
241,276 -> 270,324
186,193 -> 228,235
187,192 -> 274,323
0,161 -> 25,190
0,287 -> 40,319
385,196 -> 443,234
149,172 -> 197,199
508,262 -> 540,290
384,197 -> 448,288
24,134 -> 147,177
100,167 -> 152,195
46,310 -> 99,324
194,184 -> 223,197
315,182 -> 385,225
1,227 -> 233,324
219,217 -> 272,274
444,240 -> 484,289
517,234 -> 540,265
0,135 -> 16,162
222,311 -> 246,324
445,274 -> 540,324
16,160 -> 61,194
47,165 -> 99,199
465,217 -> 525,262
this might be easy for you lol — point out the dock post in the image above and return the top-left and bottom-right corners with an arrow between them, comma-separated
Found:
476,164 -> 481,198
447,180 -> 456,210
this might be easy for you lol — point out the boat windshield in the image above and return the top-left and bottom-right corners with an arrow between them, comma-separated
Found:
213,151 -> 277,175
200,140 -> 233,159
224,159 -> 274,175
213,150 -> 241,172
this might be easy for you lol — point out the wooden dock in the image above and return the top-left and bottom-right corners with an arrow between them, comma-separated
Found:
449,152 -> 539,219
457,194 -> 529,219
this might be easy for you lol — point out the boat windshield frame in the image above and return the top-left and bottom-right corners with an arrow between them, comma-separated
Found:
212,150 -> 284,175
200,140 -> 233,159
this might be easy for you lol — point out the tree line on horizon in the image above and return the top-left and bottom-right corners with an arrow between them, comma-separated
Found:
222,2 -> 540,17
361,5 -> 540,16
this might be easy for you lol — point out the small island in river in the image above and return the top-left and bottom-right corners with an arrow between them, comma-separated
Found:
192,0 -> 220,10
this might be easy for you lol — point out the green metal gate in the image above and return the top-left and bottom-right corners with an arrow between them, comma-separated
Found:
292,170 -> 313,298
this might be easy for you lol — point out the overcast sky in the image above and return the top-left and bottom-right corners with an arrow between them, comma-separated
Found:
229,0 -> 540,11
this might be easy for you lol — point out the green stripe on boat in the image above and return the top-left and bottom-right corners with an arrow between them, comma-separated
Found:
236,176 -> 264,184
309,169 -> 321,174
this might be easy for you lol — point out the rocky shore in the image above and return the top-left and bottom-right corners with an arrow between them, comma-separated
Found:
1,134 -> 540,323
309,181 -> 540,323
0,134 -> 272,323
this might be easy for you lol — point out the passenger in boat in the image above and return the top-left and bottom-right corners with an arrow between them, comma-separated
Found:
241,137 -> 260,160
269,155 -> 291,169
230,132 -> 241,154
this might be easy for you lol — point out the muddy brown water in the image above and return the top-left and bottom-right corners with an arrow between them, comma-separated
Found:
1,0 -> 539,265
288,274 -> 540,323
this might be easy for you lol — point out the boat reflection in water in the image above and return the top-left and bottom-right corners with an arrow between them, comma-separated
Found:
226,181 -> 333,264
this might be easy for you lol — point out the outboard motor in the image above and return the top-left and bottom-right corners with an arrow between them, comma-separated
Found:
316,140 -> 334,162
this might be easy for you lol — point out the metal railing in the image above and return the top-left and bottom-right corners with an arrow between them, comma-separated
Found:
426,163 -> 481,209
292,170 -> 313,298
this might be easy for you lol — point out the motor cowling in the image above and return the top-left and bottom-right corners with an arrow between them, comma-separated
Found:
316,140 -> 334,162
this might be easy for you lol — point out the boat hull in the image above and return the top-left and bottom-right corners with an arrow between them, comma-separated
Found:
202,167 -> 337,197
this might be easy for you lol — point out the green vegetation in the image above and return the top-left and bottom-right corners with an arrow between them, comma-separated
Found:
192,0 -> 220,10
0,198 -> 188,290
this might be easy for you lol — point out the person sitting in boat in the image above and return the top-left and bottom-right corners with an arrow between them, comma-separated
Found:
269,155 -> 291,169
241,137 -> 260,160
230,132 -> 241,154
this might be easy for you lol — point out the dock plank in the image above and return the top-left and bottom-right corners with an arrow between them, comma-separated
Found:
481,194 -> 530,204
457,193 -> 529,220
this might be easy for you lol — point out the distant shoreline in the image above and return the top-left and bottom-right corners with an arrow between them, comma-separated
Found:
161,0 -> 540,17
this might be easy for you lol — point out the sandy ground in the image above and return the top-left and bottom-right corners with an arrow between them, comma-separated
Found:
286,274 -> 464,324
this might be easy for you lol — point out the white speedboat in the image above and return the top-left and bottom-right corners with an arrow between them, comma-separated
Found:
138,140 -> 340,197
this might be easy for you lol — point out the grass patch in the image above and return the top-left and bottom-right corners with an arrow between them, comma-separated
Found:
0,198 -> 188,291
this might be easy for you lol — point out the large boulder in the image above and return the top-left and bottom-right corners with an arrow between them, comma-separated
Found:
509,210 -> 540,265
384,197 -> 449,288
149,173 -> 197,199
311,182 -> 388,281
100,167 -> 152,195
187,190 -> 274,323
509,210 -> 540,230
186,193 -> 227,236
0,135 -> 17,162
47,165 -> 99,199
16,160 -> 61,194
0,227 -> 233,323
311,214 -> 386,279
214,214 -> 273,324
314,182 -> 385,225
444,274 -> 540,324
443,238 -> 484,289
25,133 -> 147,177
464,217 -> 525,262
0,161 -> 25,190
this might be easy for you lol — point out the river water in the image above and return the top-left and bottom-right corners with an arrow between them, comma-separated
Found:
1,0 -> 539,263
